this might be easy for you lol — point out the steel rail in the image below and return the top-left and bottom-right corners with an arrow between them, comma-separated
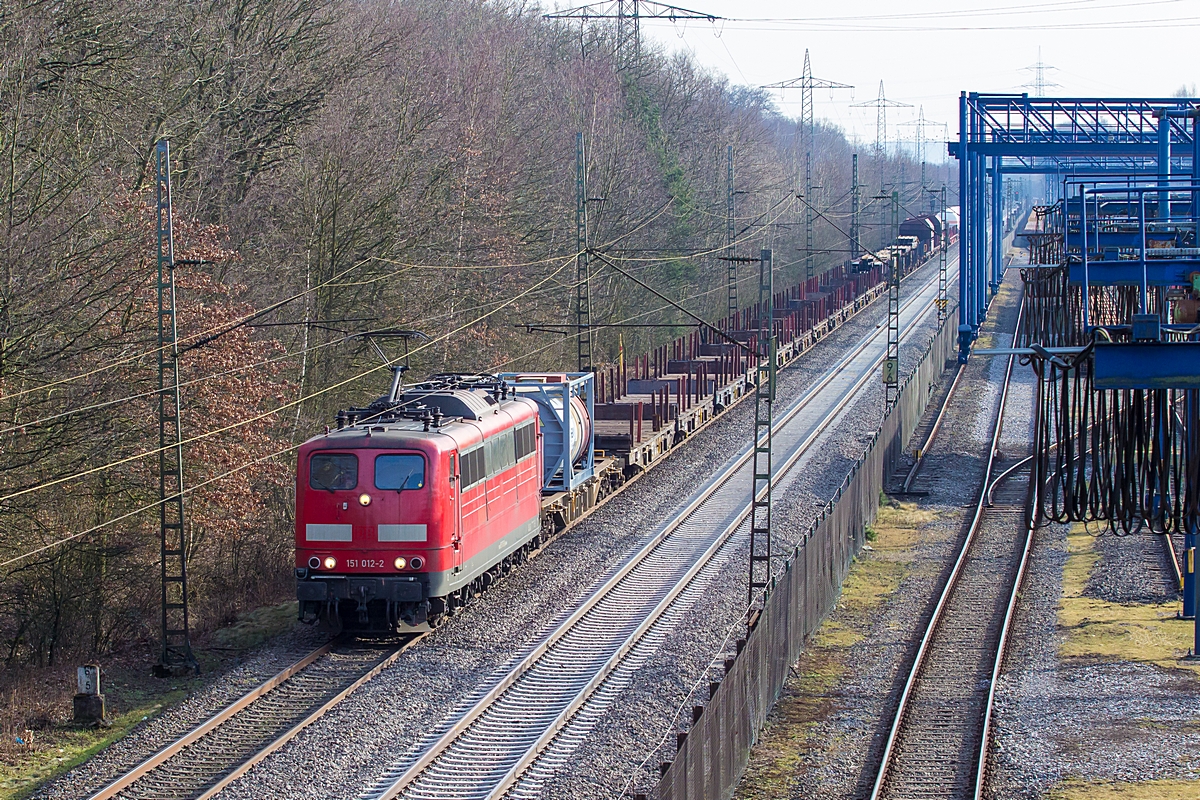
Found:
192,637 -> 419,800
974,486 -> 1036,799
86,638 -> 416,800
366,274 -> 944,800
867,295 -> 1027,800
987,454 -> 1032,506
491,279 -> 947,800
85,640 -> 335,800
901,362 -> 964,493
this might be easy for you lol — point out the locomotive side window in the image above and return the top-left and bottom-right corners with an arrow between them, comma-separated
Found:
374,454 -> 426,490
309,453 -> 358,491
485,429 -> 516,476
461,446 -> 486,489
514,421 -> 537,461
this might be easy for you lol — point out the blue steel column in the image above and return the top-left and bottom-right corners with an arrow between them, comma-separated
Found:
958,92 -> 972,360
975,149 -> 986,323
991,161 -> 1003,292
983,165 -> 991,297
1193,114 -> 1199,246
969,90 -> 979,331
1158,113 -> 1171,219
1187,391 -> 1197,620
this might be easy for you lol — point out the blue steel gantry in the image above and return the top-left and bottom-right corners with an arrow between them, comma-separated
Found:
954,92 -> 1200,652
951,93 -> 1199,357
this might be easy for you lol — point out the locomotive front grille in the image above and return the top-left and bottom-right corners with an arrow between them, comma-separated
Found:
378,524 -> 427,542
305,523 -> 353,541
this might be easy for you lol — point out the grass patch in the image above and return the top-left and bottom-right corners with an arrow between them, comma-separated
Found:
1046,777 -> 1200,799
1057,526 -> 1200,675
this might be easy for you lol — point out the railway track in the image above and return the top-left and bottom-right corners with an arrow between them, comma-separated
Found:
358,274 -> 945,800
87,638 -> 415,800
868,300 -> 1035,800
899,362 -> 963,494
79,262 -> 948,800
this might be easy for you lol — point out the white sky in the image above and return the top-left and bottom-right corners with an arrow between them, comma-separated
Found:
607,0 -> 1200,161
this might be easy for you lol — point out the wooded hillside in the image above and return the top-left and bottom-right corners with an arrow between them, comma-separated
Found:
0,0 -> 947,673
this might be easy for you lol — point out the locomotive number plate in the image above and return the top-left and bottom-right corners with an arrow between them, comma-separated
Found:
347,559 -> 388,569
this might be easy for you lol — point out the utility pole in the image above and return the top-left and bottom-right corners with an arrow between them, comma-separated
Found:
878,184 -> 889,250
1022,47 -> 1060,97
762,51 -> 852,283
884,248 -> 900,409
938,185 -> 949,325
153,140 -> 198,678
885,189 -> 900,409
852,81 -> 911,160
892,189 -> 900,245
544,2 -> 721,70
850,153 -> 861,260
854,82 -> 910,241
576,132 -> 592,374
899,105 -> 946,194
872,187 -> 899,251
727,145 -> 737,317
749,248 -> 775,608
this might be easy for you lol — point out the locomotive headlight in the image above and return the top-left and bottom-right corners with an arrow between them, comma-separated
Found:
393,557 -> 406,569
323,556 -> 337,570
358,493 -> 372,506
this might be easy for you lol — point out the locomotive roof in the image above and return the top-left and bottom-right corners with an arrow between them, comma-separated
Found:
305,392 -> 536,452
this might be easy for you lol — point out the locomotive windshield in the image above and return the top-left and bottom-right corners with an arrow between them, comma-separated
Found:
375,454 -> 426,490
309,453 -> 358,491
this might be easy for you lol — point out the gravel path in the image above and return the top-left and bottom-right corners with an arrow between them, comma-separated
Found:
1085,527 -> 1180,606
37,261 -> 945,800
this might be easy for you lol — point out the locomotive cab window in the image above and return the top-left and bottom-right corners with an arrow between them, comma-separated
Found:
375,454 -> 426,490
310,453 -> 358,491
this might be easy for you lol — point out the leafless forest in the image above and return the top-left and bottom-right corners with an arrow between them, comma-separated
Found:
0,0 -> 947,684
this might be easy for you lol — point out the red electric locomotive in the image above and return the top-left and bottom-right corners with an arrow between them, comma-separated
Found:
295,373 -> 546,631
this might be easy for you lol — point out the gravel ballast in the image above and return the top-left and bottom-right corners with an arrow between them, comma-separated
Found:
38,261 -> 949,800
728,271 -> 1026,800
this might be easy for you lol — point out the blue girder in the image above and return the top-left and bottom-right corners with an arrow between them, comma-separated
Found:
953,92 -> 1200,359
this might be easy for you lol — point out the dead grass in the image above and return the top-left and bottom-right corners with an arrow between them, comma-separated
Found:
1057,526 -> 1200,676
1045,526 -> 1200,799
1045,777 -> 1200,799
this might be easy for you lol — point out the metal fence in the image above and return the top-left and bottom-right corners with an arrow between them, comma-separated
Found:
650,316 -> 956,800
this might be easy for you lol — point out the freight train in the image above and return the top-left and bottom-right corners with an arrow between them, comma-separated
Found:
294,221 -> 954,633
295,372 -> 583,631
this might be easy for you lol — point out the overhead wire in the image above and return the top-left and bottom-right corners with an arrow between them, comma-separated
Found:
0,195 -> 696,499
0,251 -> 800,570
0,256 -> 578,507
0,247 -> 603,407
0,256 -> 384,404
0,197 -> 693,438
0,175 -> 828,568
